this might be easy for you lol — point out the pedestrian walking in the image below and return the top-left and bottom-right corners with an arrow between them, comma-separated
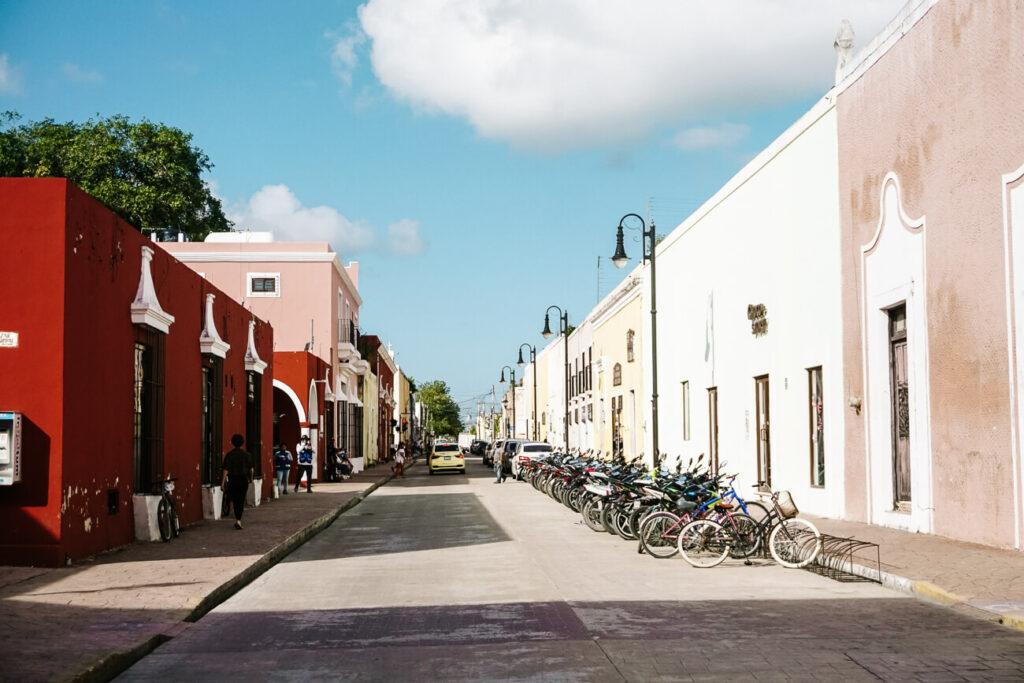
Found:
395,442 -> 406,478
295,435 -> 314,492
494,445 -> 505,483
273,443 -> 292,495
221,433 -> 253,530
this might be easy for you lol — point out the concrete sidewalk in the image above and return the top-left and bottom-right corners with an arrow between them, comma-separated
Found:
0,460 -> 403,683
807,513 -> 1024,630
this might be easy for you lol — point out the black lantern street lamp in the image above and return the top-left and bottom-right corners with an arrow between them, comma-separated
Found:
517,343 -> 538,440
541,305 -> 570,454
499,365 -> 516,438
611,213 -> 660,469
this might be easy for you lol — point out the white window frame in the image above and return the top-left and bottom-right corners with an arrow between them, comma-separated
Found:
247,272 -> 281,298
681,380 -> 691,441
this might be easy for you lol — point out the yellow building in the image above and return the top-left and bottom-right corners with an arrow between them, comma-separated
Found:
591,273 -> 644,462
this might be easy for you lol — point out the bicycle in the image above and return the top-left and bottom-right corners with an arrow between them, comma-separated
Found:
752,486 -> 822,568
153,477 -> 180,542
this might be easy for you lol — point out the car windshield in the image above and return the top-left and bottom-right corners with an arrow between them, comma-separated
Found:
434,444 -> 459,452
523,445 -> 552,452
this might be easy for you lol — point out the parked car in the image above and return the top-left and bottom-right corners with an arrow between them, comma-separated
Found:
483,439 -> 504,467
429,442 -> 466,475
470,440 -> 489,456
499,440 -> 521,475
511,441 -> 554,479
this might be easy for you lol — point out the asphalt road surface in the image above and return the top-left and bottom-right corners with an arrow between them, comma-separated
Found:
119,462 -> 1024,681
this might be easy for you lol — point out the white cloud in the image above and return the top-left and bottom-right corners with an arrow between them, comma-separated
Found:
386,219 -> 427,255
670,122 -> 750,151
329,25 -> 366,86
228,185 -> 376,253
355,0 -> 903,151
0,53 -> 23,94
61,62 -> 103,84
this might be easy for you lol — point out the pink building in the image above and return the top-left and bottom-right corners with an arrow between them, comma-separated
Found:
836,0 -> 1024,548
163,234 -> 369,469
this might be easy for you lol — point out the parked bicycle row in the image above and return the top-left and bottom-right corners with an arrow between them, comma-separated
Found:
513,450 -> 823,569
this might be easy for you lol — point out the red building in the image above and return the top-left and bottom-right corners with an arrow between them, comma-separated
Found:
272,351 -> 330,486
359,335 -> 395,462
0,179 -> 274,566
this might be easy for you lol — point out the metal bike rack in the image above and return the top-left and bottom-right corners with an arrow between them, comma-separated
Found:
807,533 -> 882,583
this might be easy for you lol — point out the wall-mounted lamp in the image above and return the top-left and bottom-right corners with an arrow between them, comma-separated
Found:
848,396 -> 862,415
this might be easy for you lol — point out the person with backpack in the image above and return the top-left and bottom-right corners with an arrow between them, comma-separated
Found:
273,443 -> 292,495
294,435 -> 314,493
221,433 -> 253,530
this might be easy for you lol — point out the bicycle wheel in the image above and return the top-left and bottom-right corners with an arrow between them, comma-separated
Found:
157,497 -> 173,542
678,519 -> 730,568
723,512 -> 760,559
614,508 -> 638,541
638,511 -> 682,558
740,500 -> 771,526
768,518 -> 822,568
169,499 -> 181,537
581,499 -> 606,532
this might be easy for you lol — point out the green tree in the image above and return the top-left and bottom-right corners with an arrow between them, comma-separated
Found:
418,380 -> 463,437
0,111 -> 230,240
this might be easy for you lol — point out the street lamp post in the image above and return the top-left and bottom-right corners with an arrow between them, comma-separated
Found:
499,365 -> 516,438
517,343 -> 538,441
611,213 -> 661,469
541,305 -> 570,454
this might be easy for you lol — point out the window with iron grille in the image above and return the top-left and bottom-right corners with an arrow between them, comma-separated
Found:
200,357 -> 224,485
246,371 -> 262,478
627,330 -> 635,362
133,328 -> 165,493
613,363 -> 622,386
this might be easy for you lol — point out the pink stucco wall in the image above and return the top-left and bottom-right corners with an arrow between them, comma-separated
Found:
163,241 -> 361,362
837,0 -> 1024,546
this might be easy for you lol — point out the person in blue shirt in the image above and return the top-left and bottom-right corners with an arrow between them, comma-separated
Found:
273,443 -> 292,495
294,435 -> 314,492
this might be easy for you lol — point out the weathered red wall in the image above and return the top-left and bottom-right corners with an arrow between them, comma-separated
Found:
0,179 -> 68,565
0,179 -> 274,565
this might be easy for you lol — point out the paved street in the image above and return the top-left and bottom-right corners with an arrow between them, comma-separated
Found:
117,462 -> 1024,682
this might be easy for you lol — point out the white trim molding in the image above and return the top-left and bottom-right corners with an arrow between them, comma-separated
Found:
860,172 -> 933,534
199,293 -> 230,358
244,320 -> 267,374
1002,161 -> 1024,549
273,379 -> 306,423
130,246 -> 175,333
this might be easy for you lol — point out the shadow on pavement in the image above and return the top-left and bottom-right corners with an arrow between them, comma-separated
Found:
283,492 -> 511,560
116,598 -> 1024,680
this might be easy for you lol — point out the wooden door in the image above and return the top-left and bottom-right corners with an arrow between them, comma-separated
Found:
755,376 -> 771,487
889,305 -> 911,509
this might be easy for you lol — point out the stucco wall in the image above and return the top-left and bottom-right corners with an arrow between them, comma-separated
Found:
651,101 -> 846,517
837,0 -> 1024,546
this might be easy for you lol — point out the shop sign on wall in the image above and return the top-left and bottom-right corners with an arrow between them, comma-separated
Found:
747,305 -> 768,337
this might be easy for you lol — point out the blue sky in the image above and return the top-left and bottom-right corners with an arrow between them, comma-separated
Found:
1,0 -> 905,418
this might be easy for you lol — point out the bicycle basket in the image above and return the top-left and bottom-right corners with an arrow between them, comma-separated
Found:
776,490 -> 799,519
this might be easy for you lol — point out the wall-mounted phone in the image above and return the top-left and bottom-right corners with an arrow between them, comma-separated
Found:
0,412 -> 23,485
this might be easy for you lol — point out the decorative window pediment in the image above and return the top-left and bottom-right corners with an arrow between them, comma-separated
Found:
130,246 -> 175,333
244,320 -> 267,374
199,293 -> 230,358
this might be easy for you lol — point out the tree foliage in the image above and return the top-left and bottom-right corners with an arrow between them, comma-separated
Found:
0,111 -> 230,240
417,380 -> 463,437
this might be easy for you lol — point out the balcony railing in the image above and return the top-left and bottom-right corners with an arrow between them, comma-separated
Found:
338,319 -> 359,346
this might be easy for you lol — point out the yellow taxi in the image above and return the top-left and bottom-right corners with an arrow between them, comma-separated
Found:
429,442 -> 466,474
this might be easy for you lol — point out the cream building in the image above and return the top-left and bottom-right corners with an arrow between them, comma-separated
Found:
592,274 -> 644,462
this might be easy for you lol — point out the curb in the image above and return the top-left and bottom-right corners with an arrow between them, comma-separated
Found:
69,472 -> 394,683
838,559 -> 1024,633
